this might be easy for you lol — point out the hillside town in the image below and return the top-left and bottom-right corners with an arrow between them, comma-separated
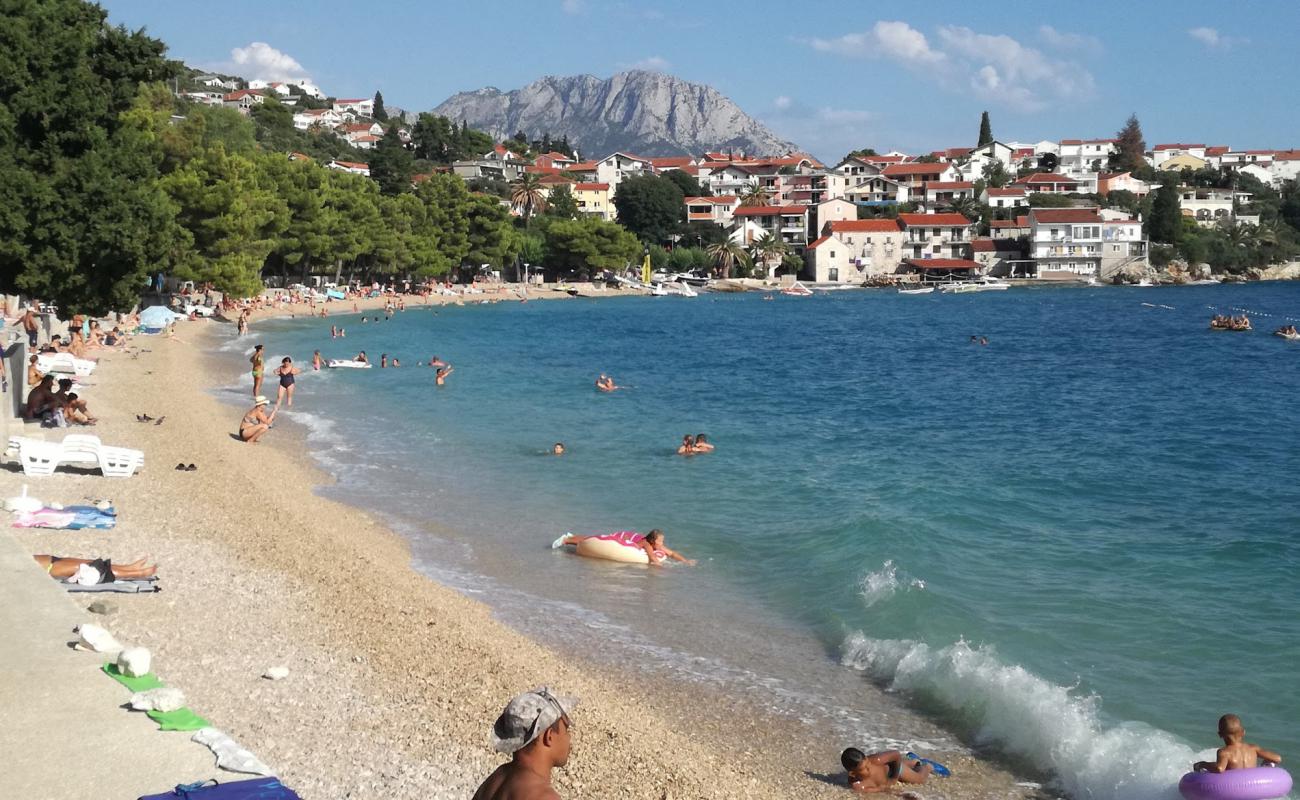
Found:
177,74 -> 1300,288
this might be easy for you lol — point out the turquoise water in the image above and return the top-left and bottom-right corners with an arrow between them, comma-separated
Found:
244,285 -> 1300,799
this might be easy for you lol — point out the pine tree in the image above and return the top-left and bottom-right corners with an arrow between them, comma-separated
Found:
369,123 -> 414,196
977,111 -> 993,146
372,91 -> 387,121
1115,114 -> 1146,173
1148,182 -> 1182,244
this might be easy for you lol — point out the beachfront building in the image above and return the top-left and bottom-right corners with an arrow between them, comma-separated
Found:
898,212 -> 975,261
811,198 -> 858,233
982,186 -> 1028,209
971,238 -> 1028,277
1100,219 -> 1149,277
1028,207 -> 1105,279
1177,186 -> 1249,226
573,182 -> 613,221
333,97 -> 375,117
732,205 -> 809,248
804,218 -> 904,282
685,196 -> 741,227
990,215 -> 1031,241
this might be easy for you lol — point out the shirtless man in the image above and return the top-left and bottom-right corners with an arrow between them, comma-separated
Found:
1193,714 -> 1282,773
435,365 -> 454,386
595,374 -> 619,392
22,306 -> 39,347
841,748 -> 932,794
27,355 -> 43,386
473,688 -> 576,800
24,375 -> 58,420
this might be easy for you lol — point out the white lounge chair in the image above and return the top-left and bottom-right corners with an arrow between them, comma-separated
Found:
14,439 -> 62,477
7,434 -> 143,478
35,353 -> 96,378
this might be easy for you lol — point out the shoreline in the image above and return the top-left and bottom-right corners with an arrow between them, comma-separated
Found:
7,305 -> 1042,799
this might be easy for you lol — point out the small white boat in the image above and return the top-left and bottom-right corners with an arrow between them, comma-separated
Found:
1135,279 -> 1154,287
327,359 -> 372,369
781,281 -> 814,297
1188,279 -> 1221,285
941,278 -> 1010,293
668,281 -> 698,297
1274,330 -> 1300,341
898,286 -> 934,295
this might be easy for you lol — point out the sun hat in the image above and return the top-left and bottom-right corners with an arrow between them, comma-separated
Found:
490,687 -> 577,754
254,395 -> 269,406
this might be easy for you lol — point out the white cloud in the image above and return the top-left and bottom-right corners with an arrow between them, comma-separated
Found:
227,42 -> 311,83
806,20 -> 945,66
772,95 -> 792,110
806,22 -> 1094,113
561,0 -> 581,14
626,55 -> 670,71
1188,26 -> 1243,50
1038,25 -> 1102,54
937,25 -> 1094,111
762,97 -> 877,161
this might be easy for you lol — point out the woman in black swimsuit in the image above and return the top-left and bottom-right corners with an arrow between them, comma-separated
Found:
274,357 -> 302,408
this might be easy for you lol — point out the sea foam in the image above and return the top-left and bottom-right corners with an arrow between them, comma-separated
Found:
841,633 -> 1201,800
858,560 -> 925,608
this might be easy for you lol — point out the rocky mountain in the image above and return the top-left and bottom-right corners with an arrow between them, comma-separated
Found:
429,70 -> 799,158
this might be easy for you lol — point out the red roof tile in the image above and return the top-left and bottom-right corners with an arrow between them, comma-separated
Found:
882,163 -> 950,177
926,181 -> 974,190
898,213 -> 972,227
1153,143 -> 1206,150
806,236 -> 833,250
574,182 -> 609,191
1031,208 -> 1103,224
829,219 -> 901,234
650,157 -> 694,169
684,196 -> 739,204
989,219 -> 1028,229
985,187 -> 1027,196
1206,146 -> 1230,155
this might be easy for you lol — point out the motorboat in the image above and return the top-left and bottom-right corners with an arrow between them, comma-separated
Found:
898,286 -> 934,295
656,281 -> 697,297
940,278 -> 1011,293
781,281 -> 814,296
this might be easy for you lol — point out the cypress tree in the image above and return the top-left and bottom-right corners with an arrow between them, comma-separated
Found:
372,91 -> 387,121
1115,114 -> 1146,173
977,111 -> 993,146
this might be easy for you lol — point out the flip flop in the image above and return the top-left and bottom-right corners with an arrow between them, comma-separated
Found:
175,463 -> 186,471
186,464 -> 197,471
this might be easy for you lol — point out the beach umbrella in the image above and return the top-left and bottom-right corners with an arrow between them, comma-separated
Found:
139,305 -> 182,330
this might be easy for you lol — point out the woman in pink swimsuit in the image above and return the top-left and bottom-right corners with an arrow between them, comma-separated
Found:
552,529 -> 695,565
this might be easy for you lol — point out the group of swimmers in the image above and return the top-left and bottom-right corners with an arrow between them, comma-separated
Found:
594,374 -> 620,392
1210,314 -> 1251,331
676,434 -> 714,455
1273,324 -> 1298,337
968,335 -> 989,345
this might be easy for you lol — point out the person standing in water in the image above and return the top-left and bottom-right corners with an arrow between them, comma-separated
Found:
274,357 -> 301,408
250,344 -> 265,397
312,350 -> 323,371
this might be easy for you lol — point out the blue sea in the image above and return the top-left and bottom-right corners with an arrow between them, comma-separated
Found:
237,284 -> 1300,800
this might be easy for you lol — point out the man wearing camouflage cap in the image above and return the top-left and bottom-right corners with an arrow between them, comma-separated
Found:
473,687 -> 577,800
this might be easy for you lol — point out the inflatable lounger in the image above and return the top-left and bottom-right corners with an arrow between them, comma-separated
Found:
138,777 -> 301,799
65,579 -> 160,594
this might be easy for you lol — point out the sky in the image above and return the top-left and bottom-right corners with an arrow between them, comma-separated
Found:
106,0 -> 1300,162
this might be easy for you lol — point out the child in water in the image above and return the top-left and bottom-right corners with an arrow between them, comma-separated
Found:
1193,714 -> 1282,772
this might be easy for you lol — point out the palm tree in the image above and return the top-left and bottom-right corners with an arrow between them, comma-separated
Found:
947,195 -> 982,221
510,173 -> 547,222
751,233 -> 788,279
739,181 -> 769,207
707,239 -> 749,278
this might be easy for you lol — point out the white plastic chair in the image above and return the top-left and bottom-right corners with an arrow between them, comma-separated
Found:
61,434 -> 143,478
16,439 -> 62,477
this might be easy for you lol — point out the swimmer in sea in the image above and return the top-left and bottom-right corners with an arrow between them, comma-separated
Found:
1193,714 -> 1282,773
551,443 -> 565,455
354,351 -> 369,364
380,353 -> 388,368
273,357 -> 301,408
435,365 -> 454,386
595,374 -> 620,392
677,434 -> 695,455
552,529 -> 695,566
428,355 -> 448,369
312,350 -> 322,371
692,433 -> 714,453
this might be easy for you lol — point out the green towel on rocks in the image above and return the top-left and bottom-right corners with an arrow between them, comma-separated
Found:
101,663 -> 211,730
147,707 -> 211,731
102,663 -> 163,692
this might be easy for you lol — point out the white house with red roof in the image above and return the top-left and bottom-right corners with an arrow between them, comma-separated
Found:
898,212 -> 975,261
805,218 -> 905,282
990,215 -> 1031,241
982,186 -> 1028,209
1270,151 -> 1300,184
332,97 -> 375,117
485,144 -> 528,163
535,151 -> 577,170
971,238 -> 1028,277
594,152 -> 654,195
1097,172 -> 1154,197
293,108 -> 344,130
326,159 -> 370,177
732,205 -> 809,249
1028,207 -> 1107,278
881,162 -> 959,203
843,174 -> 905,207
222,89 -> 264,112
923,181 -> 975,209
684,196 -> 741,227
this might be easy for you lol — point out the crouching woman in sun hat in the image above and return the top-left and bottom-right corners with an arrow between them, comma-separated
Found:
473,687 -> 577,800
239,395 -> 276,444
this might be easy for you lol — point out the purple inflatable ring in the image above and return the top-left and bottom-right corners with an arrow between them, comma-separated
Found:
1179,767 -> 1292,800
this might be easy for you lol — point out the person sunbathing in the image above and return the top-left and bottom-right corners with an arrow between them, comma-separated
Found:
26,355 -> 43,386
33,554 -> 157,581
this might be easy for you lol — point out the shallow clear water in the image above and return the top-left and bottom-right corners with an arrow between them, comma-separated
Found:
244,285 -> 1300,800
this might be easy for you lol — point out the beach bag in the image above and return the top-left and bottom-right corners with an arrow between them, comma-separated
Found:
137,777 -> 300,800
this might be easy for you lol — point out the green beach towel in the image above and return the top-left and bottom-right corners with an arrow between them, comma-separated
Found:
102,662 -> 163,692
147,707 -> 211,731
101,663 -> 211,730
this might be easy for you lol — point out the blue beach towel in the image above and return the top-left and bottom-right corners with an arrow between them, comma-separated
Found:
137,777 -> 300,799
